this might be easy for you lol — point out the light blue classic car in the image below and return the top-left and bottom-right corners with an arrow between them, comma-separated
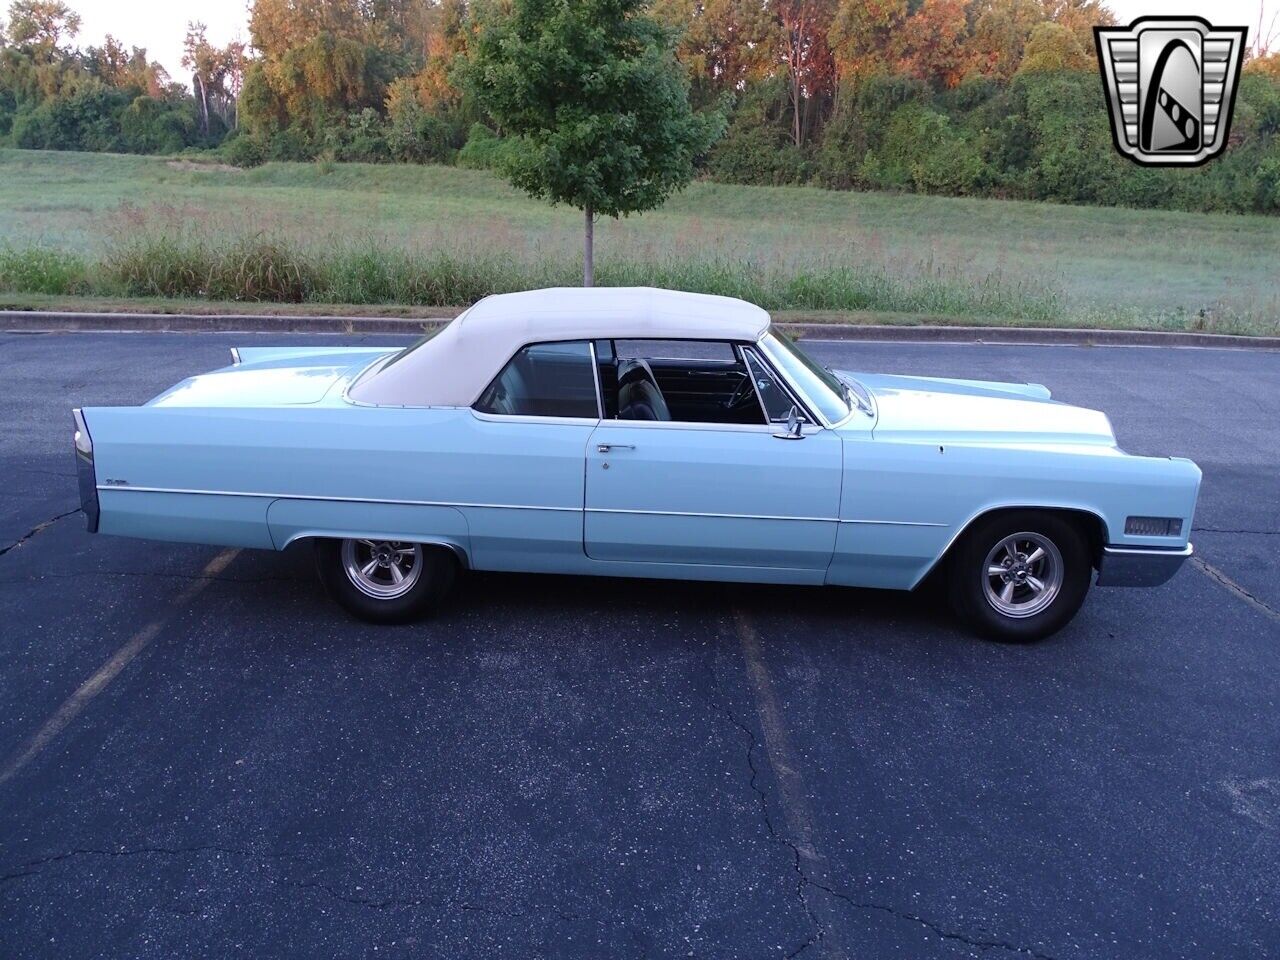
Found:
72,287 -> 1200,641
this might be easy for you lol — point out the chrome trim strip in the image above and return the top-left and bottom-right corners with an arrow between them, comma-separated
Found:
470,409 -> 601,426
746,338 -> 823,427
280,531 -> 471,567
98,484 -> 955,530
97,485 -> 582,513
587,506 -> 834,522
756,330 -> 845,429
839,519 -> 948,527
589,418 -> 779,434
341,354 -> 399,406
229,347 -> 241,365
589,340 -> 606,421
95,485 -> 939,526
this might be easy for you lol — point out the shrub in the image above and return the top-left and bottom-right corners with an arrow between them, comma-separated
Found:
456,123 -> 519,171
11,85 -> 127,152
707,81 -> 813,186
814,106 -> 865,189
224,134 -> 267,168
860,102 -> 988,194
386,85 -> 463,163
119,96 -> 197,154
329,108 -> 390,163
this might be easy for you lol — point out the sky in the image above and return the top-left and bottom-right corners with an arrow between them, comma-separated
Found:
35,0 -> 1280,82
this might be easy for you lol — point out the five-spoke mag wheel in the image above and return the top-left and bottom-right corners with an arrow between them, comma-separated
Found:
948,511 -> 1091,643
982,532 -> 1064,619
316,537 -> 457,624
342,539 -> 423,599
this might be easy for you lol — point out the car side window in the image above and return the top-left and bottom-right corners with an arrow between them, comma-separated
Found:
743,348 -> 801,423
474,341 -> 600,418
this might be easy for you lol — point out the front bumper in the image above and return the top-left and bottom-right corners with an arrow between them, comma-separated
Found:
1095,543 -> 1192,587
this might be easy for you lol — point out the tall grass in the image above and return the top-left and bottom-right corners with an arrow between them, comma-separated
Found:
0,246 -> 88,295
1,229 -> 1066,322
1,228 -> 1276,335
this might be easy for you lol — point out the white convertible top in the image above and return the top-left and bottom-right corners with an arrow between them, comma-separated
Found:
348,286 -> 772,407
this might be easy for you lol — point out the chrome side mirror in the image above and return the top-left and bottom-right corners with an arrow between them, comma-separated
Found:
773,406 -> 805,440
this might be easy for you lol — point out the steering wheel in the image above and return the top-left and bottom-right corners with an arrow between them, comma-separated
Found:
723,373 -> 758,412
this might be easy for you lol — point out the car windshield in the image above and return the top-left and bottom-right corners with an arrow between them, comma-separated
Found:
758,330 -> 851,423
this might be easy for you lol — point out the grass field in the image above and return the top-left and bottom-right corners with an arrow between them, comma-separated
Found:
1,148 -> 1278,334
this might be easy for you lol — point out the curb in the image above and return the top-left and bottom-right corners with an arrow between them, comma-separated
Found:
3,309 -> 1278,351
782,323 -> 1280,350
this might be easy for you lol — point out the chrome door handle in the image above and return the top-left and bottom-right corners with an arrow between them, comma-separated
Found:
597,443 -> 636,453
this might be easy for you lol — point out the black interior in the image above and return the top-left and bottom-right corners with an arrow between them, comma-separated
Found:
473,339 -> 778,425
598,340 -> 766,425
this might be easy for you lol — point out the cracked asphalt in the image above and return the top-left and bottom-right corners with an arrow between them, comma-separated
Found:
1,331 -> 1278,959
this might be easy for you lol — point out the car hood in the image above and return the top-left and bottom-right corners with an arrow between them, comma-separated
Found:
839,371 -> 1116,446
148,347 -> 396,408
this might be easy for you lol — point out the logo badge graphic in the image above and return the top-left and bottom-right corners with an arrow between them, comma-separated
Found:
1095,16 -> 1247,166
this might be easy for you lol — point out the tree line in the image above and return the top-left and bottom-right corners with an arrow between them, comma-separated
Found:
2,0 -> 1279,215
0,1 -> 242,152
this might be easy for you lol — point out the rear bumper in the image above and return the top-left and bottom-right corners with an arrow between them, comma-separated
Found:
72,408 -> 99,533
1096,543 -> 1192,587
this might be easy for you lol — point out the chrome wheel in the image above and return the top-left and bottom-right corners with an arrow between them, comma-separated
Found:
341,539 -> 422,600
982,532 -> 1063,619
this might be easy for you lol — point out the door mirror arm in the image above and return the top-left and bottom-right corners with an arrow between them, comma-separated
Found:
773,406 -> 806,440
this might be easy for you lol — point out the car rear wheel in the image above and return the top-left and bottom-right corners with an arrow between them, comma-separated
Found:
315,538 -> 457,624
946,511 -> 1091,643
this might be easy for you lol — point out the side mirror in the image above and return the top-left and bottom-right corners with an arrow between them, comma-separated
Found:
773,406 -> 805,440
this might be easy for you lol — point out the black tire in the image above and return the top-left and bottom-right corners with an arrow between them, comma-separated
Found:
314,538 -> 458,624
946,510 -> 1092,643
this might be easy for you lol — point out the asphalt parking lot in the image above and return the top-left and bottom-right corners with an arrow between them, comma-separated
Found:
1,330 -> 1278,959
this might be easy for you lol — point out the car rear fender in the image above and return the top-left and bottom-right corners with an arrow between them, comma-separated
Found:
266,499 -> 472,566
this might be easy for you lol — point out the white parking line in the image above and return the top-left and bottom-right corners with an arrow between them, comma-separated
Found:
0,548 -> 240,786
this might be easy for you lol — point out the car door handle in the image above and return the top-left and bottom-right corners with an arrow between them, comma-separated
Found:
597,443 -> 636,452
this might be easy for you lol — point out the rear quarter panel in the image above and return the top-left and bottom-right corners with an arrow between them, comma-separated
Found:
82,404 -> 591,565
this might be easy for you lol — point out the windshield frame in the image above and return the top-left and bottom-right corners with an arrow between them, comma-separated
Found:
757,329 -> 852,426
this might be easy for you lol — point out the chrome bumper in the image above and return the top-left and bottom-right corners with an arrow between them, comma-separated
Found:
1096,543 -> 1192,587
72,408 -> 99,533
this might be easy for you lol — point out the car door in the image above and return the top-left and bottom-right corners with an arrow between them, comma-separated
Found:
584,342 -> 843,572
463,339 -> 601,570
584,422 -> 841,570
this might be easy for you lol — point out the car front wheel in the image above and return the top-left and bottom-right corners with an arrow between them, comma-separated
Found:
315,538 -> 457,624
946,511 -> 1092,643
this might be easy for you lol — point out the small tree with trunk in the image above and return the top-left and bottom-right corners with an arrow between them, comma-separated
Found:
459,0 -> 722,286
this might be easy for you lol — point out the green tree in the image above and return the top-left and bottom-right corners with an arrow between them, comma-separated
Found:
459,0 -> 723,285
6,0 -> 79,52
1016,20 -> 1090,74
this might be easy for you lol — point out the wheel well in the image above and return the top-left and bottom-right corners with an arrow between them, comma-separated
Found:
290,534 -> 469,569
944,507 -> 1107,568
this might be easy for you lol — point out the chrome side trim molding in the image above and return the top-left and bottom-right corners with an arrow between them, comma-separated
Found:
281,531 -> 471,568
97,485 -> 949,528
587,506 -> 833,522
97,485 -> 581,513
1096,543 -> 1193,587
840,519 -> 948,527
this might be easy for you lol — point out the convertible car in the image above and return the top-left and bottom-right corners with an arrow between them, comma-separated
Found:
71,287 -> 1200,641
